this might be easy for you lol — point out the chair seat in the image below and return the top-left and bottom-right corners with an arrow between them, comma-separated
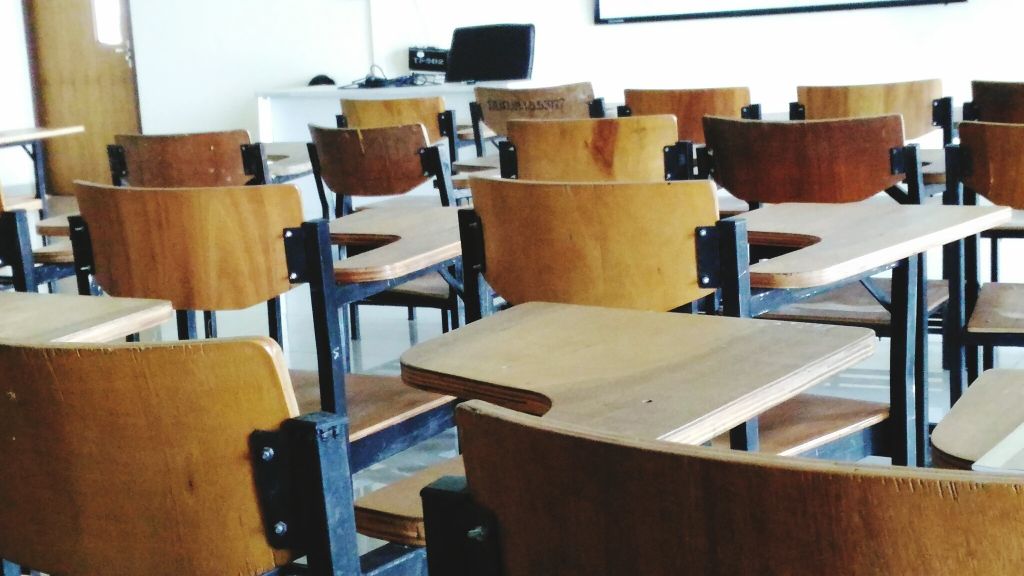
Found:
289,370 -> 454,442
931,369 -> 1024,469
456,124 -> 496,141
32,240 -> 73,264
354,456 -> 465,546
919,146 -> 946,185
711,394 -> 889,456
761,278 -> 949,329
36,212 -> 75,237
968,283 -> 1024,334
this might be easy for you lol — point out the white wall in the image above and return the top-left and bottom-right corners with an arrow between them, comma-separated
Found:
0,0 -> 37,185
368,0 -> 1019,110
130,0 -> 373,135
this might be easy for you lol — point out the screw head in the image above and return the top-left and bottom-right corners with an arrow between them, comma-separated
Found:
466,526 -> 488,542
288,272 -> 298,280
274,521 -> 288,536
699,229 -> 707,237
261,447 -> 275,462
701,276 -> 711,285
284,230 -> 293,238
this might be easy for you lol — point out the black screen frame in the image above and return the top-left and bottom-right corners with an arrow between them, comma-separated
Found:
594,0 -> 966,25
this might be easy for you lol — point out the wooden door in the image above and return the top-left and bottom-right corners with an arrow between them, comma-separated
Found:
24,0 -> 141,194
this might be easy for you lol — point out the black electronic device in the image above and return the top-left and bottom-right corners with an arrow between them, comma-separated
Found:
409,47 -> 448,72
445,24 -> 534,83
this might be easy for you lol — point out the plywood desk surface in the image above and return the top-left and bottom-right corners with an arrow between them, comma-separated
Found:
454,154 -> 501,173
0,292 -> 172,343
329,205 -> 461,284
0,126 -> 85,147
743,202 -> 1010,289
401,302 -> 875,444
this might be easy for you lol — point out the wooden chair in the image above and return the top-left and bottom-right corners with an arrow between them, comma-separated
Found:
792,79 -> 953,186
309,123 -> 461,339
339,96 -> 458,163
69,181 -> 453,476
703,114 -> 947,454
620,86 -> 756,144
421,400 -> 1024,575
469,82 -> 605,156
0,336 -> 428,574
108,130 -> 262,187
963,82 -> 1024,360
499,115 -> 681,181
947,121 -> 1024,379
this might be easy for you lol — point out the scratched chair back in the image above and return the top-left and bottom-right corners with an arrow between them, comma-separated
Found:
468,176 -> 717,311
452,400 -> 1024,575
506,115 -> 678,182
0,337 -> 299,575
796,79 -> 942,140
341,96 -> 446,142
703,115 -> 905,204
624,87 -> 751,144
958,121 -> 1024,210
969,81 -> 1024,124
74,181 -> 303,311
309,124 -> 430,197
114,130 -> 252,187
474,82 -> 596,137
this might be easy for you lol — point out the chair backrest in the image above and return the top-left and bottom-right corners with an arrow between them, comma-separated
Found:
0,337 -> 298,575
958,121 -> 1024,209
114,130 -> 252,187
703,115 -> 905,203
624,87 -> 751,144
74,181 -> 303,311
797,79 -> 941,140
469,177 -> 717,311
970,81 -> 1024,124
506,115 -> 678,181
309,124 -> 430,197
456,400 -> 1024,575
341,96 -> 445,142
474,82 -> 595,136
445,23 -> 534,83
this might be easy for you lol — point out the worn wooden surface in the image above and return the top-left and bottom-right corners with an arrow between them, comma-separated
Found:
797,79 -> 942,140
402,302 -> 875,444
507,115 -> 678,181
474,82 -> 595,136
116,130 -> 252,187
959,121 -> 1024,209
74,181 -> 303,310
971,81 -> 1024,124
355,456 -> 465,546
704,115 -> 905,203
30,240 -> 73,264
329,205 -> 461,284
453,153 -> 500,173
0,125 -> 84,147
310,124 -> 429,197
470,177 -> 717,310
762,278 -> 949,328
968,283 -> 1024,334
624,87 -> 750,143
711,395 -> 888,456
741,202 -> 1010,289
289,370 -> 453,442
458,400 -> 1024,576
932,369 -> 1024,467
0,337 -> 297,574
0,291 -> 171,343
342,96 -> 445,142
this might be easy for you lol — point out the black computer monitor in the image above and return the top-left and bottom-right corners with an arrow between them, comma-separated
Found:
445,24 -> 535,83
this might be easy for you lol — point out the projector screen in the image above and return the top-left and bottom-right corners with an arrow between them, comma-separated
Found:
595,0 -> 965,24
